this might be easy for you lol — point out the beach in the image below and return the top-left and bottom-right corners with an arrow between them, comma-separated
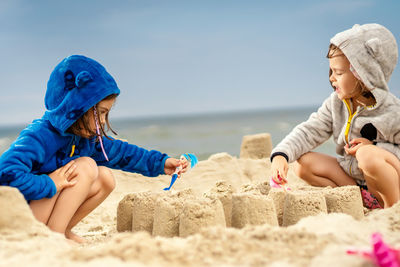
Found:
1,146 -> 400,266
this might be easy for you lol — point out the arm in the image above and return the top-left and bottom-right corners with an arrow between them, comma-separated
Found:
271,95 -> 334,163
93,138 -> 169,177
0,127 -> 57,201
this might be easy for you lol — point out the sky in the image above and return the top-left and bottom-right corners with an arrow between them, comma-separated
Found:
0,0 -> 399,126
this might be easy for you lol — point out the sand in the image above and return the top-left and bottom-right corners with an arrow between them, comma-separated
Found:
1,149 -> 400,266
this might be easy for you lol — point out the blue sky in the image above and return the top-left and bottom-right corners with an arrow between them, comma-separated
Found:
0,0 -> 399,126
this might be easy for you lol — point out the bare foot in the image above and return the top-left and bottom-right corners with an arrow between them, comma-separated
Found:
65,229 -> 87,244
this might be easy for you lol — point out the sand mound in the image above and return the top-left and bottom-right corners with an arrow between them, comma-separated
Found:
240,133 -> 272,159
0,186 -> 50,235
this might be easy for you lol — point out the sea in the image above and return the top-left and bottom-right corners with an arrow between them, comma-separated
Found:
0,107 -> 336,161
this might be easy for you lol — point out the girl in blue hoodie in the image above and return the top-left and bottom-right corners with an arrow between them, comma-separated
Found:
0,55 -> 187,243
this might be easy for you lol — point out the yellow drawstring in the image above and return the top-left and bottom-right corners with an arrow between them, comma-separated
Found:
70,144 -> 76,157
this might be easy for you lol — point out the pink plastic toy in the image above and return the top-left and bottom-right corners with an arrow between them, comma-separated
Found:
269,174 -> 291,191
346,232 -> 400,267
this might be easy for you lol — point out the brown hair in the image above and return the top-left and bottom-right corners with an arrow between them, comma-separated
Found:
326,44 -> 374,99
67,94 -> 118,140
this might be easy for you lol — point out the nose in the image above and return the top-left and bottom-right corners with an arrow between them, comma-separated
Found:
329,74 -> 336,83
100,116 -> 106,126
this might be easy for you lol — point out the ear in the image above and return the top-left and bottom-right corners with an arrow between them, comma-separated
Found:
75,71 -> 93,88
365,38 -> 382,58
64,70 -> 76,90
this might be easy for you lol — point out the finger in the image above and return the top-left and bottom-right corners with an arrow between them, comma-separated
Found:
271,175 -> 280,184
181,162 -> 189,169
65,164 -> 77,178
170,158 -> 180,168
61,160 -> 75,175
349,140 -> 357,146
273,171 -> 284,184
279,174 -> 288,184
347,147 -> 357,155
279,168 -> 287,180
64,179 -> 78,188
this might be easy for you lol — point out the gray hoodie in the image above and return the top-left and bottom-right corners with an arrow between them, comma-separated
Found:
271,23 -> 399,182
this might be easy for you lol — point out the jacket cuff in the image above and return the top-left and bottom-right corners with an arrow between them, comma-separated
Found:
270,152 -> 289,163
45,175 -> 57,198
160,155 -> 170,175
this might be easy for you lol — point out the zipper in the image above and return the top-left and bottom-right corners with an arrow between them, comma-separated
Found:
343,100 -> 364,176
69,136 -> 76,157
343,100 -> 357,144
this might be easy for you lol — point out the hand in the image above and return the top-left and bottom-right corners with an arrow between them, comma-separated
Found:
164,158 -> 188,177
48,160 -> 77,192
270,155 -> 289,184
344,137 -> 373,156
179,155 -> 189,174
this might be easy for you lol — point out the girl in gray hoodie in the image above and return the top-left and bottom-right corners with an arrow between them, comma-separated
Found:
270,23 -> 399,209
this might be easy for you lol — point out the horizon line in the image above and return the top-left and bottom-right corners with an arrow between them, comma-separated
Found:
0,104 -> 319,129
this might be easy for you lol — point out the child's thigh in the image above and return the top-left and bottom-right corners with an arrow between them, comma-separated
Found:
356,145 -> 400,206
29,192 -> 60,224
296,152 -> 356,186
357,145 -> 400,179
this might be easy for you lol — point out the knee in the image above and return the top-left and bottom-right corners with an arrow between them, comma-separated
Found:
356,145 -> 380,173
295,153 -> 312,179
73,157 -> 98,184
98,167 -> 116,192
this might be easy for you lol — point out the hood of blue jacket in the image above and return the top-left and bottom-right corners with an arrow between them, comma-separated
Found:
43,55 -> 120,133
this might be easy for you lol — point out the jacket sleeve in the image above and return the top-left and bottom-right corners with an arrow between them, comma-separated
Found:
372,92 -> 400,160
375,122 -> 400,159
93,138 -> 169,177
375,142 -> 400,159
0,128 -> 57,201
271,95 -> 334,163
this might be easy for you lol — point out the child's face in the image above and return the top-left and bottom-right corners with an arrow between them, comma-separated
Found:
329,53 -> 359,100
79,98 -> 115,138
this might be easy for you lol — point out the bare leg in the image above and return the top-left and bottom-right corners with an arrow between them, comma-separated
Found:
46,157 -> 97,234
65,166 -> 115,243
30,157 -> 97,241
30,192 -> 61,225
295,152 -> 356,187
356,145 -> 400,208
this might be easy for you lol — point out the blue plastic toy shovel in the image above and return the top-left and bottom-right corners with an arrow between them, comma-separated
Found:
163,153 -> 198,191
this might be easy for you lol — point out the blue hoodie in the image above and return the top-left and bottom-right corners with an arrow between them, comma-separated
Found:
0,55 -> 169,201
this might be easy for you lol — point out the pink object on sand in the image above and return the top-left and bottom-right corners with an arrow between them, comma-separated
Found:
346,232 -> 400,267
269,174 -> 291,191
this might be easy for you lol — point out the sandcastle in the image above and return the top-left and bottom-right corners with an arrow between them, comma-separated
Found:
240,133 -> 272,159
115,133 -> 365,236
117,182 -> 365,236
